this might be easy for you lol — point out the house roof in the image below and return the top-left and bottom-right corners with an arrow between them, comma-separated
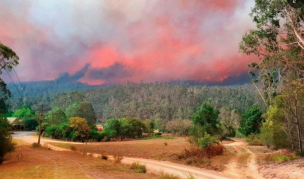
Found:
7,117 -> 23,125
7,117 -> 17,124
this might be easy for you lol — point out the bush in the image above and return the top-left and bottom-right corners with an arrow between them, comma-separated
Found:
101,129 -> 117,141
130,162 -> 147,173
266,150 -> 297,162
166,120 -> 193,136
32,143 -> 41,148
155,132 -> 162,137
90,129 -> 103,142
114,155 -> 124,163
185,173 -> 196,179
158,171 -> 181,179
235,130 -> 245,138
246,134 -> 263,146
69,117 -> 90,141
184,144 -> 224,158
70,146 -> 76,151
101,155 -> 108,160
198,133 -> 218,149
45,125 -> 64,139
0,117 -> 15,164
164,142 -> 168,146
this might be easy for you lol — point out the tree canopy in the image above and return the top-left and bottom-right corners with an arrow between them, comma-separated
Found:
66,102 -> 96,125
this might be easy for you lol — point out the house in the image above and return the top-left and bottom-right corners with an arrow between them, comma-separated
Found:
7,117 -> 25,130
96,124 -> 103,132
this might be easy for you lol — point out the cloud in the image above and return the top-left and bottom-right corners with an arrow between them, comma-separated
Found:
0,0 -> 256,85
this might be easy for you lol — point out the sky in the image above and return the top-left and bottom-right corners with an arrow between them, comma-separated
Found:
0,0 -> 256,85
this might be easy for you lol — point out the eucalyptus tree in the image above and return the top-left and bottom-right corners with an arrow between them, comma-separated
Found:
0,43 -> 19,101
240,0 -> 304,154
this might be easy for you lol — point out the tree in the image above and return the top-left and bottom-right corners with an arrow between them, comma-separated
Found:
239,0 -> 304,156
66,102 -> 96,125
260,98 -> 290,149
219,107 -> 241,138
46,107 -> 66,125
0,43 -> 18,164
13,106 -> 38,130
69,117 -> 90,141
0,117 -> 15,164
120,118 -> 146,140
0,43 -> 19,101
192,99 -> 220,135
280,81 -> 304,154
239,104 -> 263,136
102,118 -> 121,139
166,120 -> 193,136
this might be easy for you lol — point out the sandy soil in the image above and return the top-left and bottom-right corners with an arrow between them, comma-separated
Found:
259,158 -> 304,179
223,140 -> 265,179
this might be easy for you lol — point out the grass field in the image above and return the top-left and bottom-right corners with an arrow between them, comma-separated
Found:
0,140 -> 158,179
50,137 -> 234,171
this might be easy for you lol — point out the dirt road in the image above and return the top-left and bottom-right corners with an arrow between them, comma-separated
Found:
14,132 -> 265,179
224,140 -> 265,179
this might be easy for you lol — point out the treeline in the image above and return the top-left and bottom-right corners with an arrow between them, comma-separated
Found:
7,83 -> 264,122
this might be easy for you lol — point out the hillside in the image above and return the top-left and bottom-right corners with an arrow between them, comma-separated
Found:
7,82 -> 264,121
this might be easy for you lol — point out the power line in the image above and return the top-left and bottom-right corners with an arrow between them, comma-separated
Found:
13,68 -> 25,90
12,68 -> 28,99
5,69 -> 24,99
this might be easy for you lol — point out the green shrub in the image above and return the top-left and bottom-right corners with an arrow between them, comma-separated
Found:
45,125 -> 64,139
235,130 -> 245,138
155,132 -> 162,137
164,142 -> 168,146
90,129 -> 103,142
198,133 -> 218,149
130,162 -> 147,173
246,134 -> 263,146
101,129 -> 117,141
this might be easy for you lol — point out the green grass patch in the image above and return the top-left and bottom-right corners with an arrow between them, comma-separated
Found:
130,162 -> 147,173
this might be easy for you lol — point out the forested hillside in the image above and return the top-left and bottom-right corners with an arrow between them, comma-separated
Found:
7,83 -> 264,122
6,81 -> 100,98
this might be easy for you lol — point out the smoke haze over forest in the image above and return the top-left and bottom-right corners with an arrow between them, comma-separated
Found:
0,0 -> 256,85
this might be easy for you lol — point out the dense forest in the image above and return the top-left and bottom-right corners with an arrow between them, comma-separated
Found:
6,83 -> 264,122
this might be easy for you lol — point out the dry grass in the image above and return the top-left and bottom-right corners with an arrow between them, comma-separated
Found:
0,140 -> 158,179
50,137 -> 188,159
114,155 -> 124,163
50,138 -> 233,171
265,149 -> 298,162
158,171 -> 181,179
183,144 -> 224,158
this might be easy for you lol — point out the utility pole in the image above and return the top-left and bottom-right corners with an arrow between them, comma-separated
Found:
38,104 -> 44,145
